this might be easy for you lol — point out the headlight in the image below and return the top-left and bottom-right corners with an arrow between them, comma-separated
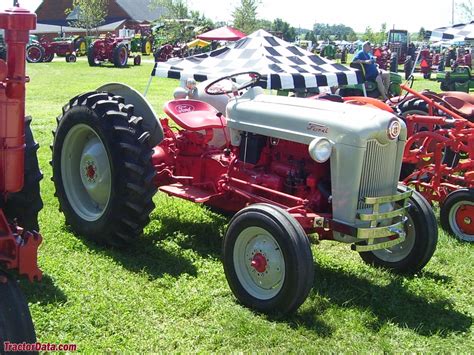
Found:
387,119 -> 402,140
308,137 -> 333,163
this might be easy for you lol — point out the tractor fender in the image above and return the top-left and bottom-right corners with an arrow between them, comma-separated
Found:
96,82 -> 164,146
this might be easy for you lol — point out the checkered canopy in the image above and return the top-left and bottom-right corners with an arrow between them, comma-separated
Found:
151,30 -> 363,90
428,21 -> 474,41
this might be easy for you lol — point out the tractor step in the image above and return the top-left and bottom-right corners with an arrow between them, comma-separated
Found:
159,183 -> 222,203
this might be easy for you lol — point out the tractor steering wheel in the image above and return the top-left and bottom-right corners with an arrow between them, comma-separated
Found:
205,72 -> 262,96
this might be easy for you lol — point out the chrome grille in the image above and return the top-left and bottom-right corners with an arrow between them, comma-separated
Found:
358,140 -> 398,209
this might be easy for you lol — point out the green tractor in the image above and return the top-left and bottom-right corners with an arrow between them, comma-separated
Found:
437,66 -> 474,93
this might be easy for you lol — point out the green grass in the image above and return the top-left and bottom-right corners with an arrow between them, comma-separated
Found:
19,59 -> 474,352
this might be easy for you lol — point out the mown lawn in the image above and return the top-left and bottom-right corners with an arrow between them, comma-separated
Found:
20,59 -> 473,352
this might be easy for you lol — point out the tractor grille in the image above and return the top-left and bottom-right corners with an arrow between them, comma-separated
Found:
358,139 -> 398,209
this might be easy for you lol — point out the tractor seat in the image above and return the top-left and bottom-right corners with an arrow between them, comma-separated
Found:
164,99 -> 226,131
441,92 -> 474,118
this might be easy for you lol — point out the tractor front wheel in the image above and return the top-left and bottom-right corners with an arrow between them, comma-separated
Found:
66,54 -> 76,63
133,55 -> 141,66
113,43 -> 128,68
223,204 -> 314,315
440,189 -> 474,242
52,92 -> 157,247
0,272 -> 36,346
358,187 -> 438,273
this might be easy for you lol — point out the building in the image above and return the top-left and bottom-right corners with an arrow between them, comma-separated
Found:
36,0 -> 165,27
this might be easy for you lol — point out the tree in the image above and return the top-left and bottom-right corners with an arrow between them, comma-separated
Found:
151,0 -> 213,45
272,18 -> 296,42
232,0 -> 260,35
373,23 -> 387,45
363,26 -> 375,43
418,26 -> 426,41
65,0 -> 108,34
457,0 -> 473,22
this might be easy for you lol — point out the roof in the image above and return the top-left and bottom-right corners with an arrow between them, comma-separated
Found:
153,29 -> 362,90
197,26 -> 246,41
115,0 -> 166,22
32,23 -> 86,34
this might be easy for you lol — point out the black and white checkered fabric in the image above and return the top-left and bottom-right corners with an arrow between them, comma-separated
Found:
152,29 -> 363,90
428,21 -> 474,41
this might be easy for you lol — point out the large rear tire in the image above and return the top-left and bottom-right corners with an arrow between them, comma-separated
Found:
359,187 -> 438,273
87,43 -> 98,66
223,204 -> 314,315
0,272 -> 36,347
52,92 -> 157,247
4,117 -> 43,232
26,43 -> 44,63
113,43 -> 128,68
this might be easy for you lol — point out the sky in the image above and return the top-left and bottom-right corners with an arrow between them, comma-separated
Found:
1,0 -> 466,33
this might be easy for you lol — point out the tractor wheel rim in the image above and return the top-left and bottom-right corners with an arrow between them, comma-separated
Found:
233,226 -> 285,300
61,124 -> 111,222
120,47 -> 127,65
372,213 -> 416,262
80,42 -> 86,54
450,201 -> 474,241
28,47 -> 41,61
145,41 -> 152,54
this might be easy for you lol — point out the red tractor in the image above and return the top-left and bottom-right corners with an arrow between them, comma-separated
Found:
388,29 -> 409,64
0,3 -> 43,345
52,74 -> 438,315
88,30 -> 142,68
26,36 -> 83,63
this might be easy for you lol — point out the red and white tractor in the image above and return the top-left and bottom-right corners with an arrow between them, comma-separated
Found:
52,73 -> 438,315
0,4 -> 43,345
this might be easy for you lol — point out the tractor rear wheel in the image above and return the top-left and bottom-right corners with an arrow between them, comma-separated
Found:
0,272 -> 36,346
74,37 -> 87,56
52,92 -> 157,247
142,37 -> 152,55
113,43 -> 128,68
440,189 -> 474,242
4,116 -> 43,232
223,204 -> 314,315
358,187 -> 438,273
26,43 -> 44,63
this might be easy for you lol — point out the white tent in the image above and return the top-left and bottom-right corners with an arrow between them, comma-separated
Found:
151,29 -> 362,90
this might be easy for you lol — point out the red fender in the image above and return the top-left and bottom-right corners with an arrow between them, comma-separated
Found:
342,96 -> 395,113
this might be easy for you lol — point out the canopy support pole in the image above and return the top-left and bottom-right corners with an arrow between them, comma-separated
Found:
143,75 -> 154,97
267,73 -> 271,94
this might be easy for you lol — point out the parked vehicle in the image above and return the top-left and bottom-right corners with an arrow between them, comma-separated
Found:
52,73 -> 438,315
88,29 -> 142,68
26,35 -> 83,63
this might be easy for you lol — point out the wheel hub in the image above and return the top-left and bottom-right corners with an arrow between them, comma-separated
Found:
79,135 -> 111,207
244,233 -> 284,291
250,252 -> 267,273
455,204 -> 474,235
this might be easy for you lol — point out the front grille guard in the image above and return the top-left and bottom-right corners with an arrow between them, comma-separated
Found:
352,189 -> 412,252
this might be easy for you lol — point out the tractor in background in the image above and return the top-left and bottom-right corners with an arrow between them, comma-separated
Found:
88,29 -> 142,68
388,29 -> 409,64
0,3 -> 43,345
26,35 -> 85,63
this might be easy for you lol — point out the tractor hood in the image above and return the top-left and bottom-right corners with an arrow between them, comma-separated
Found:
226,88 -> 406,147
